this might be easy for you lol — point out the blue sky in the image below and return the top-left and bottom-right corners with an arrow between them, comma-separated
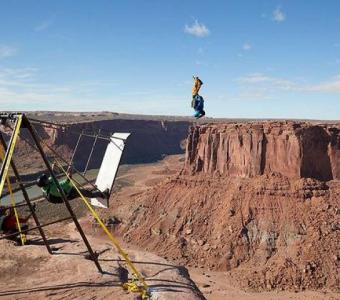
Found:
0,0 -> 339,119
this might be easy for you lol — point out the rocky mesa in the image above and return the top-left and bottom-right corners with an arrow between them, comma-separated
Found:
115,121 -> 340,292
185,122 -> 339,180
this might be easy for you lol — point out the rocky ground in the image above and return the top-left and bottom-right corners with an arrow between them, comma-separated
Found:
101,154 -> 340,299
116,173 -> 339,290
0,220 -> 204,300
1,115 -> 339,299
109,122 -> 340,294
0,154 -> 339,299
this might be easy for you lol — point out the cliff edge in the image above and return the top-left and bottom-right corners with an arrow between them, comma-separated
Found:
185,122 -> 339,180
114,121 -> 340,292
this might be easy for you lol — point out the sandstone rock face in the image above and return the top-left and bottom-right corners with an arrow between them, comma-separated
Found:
6,119 -> 190,174
120,174 -> 340,292
185,122 -> 340,181
113,121 -> 340,292
42,119 -> 190,167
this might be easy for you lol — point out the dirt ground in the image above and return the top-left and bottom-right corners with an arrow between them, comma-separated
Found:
0,154 -> 339,300
0,219 -> 204,300
189,269 -> 339,300
101,154 -> 340,300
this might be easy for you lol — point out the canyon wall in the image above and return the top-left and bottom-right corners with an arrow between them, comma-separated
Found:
114,121 -> 340,292
185,122 -> 340,181
14,119 -> 191,173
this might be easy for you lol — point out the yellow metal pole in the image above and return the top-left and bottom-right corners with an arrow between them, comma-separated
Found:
0,115 -> 22,197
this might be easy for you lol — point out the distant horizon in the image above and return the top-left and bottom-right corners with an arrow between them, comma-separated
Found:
16,110 -> 340,122
1,1 -> 340,120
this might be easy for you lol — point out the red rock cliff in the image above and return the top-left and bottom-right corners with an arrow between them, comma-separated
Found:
11,118 -> 191,173
116,121 -> 340,291
185,122 -> 340,181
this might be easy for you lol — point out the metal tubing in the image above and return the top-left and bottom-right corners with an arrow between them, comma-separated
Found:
0,195 -> 45,210
8,123 -> 98,192
77,132 -> 110,141
83,129 -> 100,175
0,117 -> 20,186
67,130 -> 83,172
43,141 -> 98,190
0,133 -> 53,254
24,116 -> 103,273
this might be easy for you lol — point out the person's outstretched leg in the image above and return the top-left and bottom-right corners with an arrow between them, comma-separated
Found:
78,188 -> 109,199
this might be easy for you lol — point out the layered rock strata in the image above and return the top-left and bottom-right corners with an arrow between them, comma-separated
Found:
3,118 -> 191,174
115,121 -> 340,292
185,122 -> 340,181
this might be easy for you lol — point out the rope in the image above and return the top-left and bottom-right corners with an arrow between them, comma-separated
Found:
53,159 -> 150,299
30,126 -> 99,191
0,144 -> 26,245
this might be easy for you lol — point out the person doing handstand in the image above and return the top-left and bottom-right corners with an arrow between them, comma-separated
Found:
191,76 -> 205,119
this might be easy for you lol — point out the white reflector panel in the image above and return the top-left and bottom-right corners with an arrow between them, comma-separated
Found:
90,133 -> 130,208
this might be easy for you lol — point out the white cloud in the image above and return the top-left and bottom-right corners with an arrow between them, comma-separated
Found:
304,75 -> 340,92
238,73 -> 271,83
0,45 -> 17,59
0,66 -> 186,113
235,87 -> 274,101
238,73 -> 340,93
238,73 -> 296,91
35,17 -> 54,32
184,20 -> 210,37
273,7 -> 286,23
242,43 -> 252,51
0,67 -> 120,110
